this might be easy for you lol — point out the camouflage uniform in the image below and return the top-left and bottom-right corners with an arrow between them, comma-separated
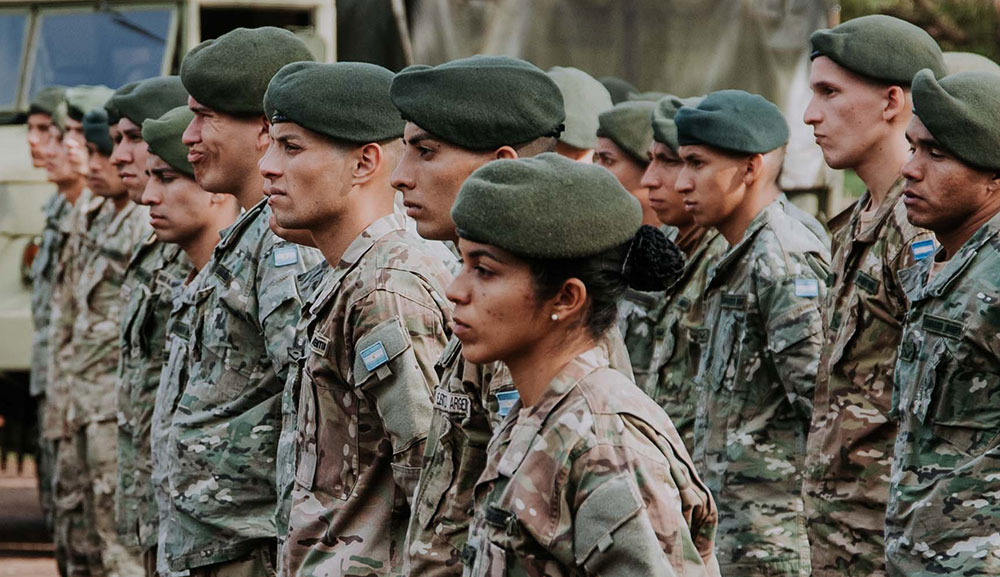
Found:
645,227 -> 727,454
463,347 -> 720,577
30,192 -> 72,531
161,199 -> 321,573
70,199 -> 151,577
885,210 -> 1000,576
405,328 -> 634,577
693,201 -> 829,577
617,226 -> 677,385
803,180 -> 934,577
117,237 -> 192,558
778,193 -> 829,248
281,212 -> 453,577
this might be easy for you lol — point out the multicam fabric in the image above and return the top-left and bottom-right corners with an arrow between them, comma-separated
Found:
886,209 -> 1000,576
645,228 -> 727,454
803,180 -> 934,577
464,347 -> 720,577
692,201 -> 829,577
30,192 -> 71,398
281,212 -> 453,577
117,237 -> 191,549
404,329 -> 634,577
161,199 -> 321,572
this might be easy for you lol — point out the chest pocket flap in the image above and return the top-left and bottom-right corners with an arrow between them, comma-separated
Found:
353,317 -> 412,386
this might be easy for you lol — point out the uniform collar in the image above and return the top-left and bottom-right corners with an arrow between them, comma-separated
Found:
707,200 -> 778,283
852,176 -> 906,243
215,197 -> 267,251
509,346 -> 609,426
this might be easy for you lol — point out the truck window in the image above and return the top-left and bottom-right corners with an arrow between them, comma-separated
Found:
0,10 -> 29,109
26,5 -> 176,100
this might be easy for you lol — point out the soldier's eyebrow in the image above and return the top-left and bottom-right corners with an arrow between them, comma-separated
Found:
465,248 -> 506,265
150,167 -> 175,179
405,130 -> 438,148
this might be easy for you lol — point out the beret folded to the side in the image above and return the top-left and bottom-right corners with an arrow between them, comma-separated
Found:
675,90 -> 788,154
143,106 -> 196,177
390,55 -> 565,150
107,76 -> 188,128
29,86 -> 67,117
651,95 -> 702,152
82,108 -> 113,155
265,61 -> 403,143
452,152 -> 642,259
912,69 -> 1000,171
548,66 -> 612,150
597,100 -> 656,163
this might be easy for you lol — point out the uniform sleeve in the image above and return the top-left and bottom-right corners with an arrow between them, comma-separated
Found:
256,240 -> 319,383
757,252 -> 829,420
348,279 -> 449,505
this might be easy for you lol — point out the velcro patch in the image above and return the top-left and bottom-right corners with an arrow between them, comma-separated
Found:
689,327 -> 710,344
794,278 -> 819,298
434,388 -> 471,417
273,246 -> 299,267
360,341 -> 390,371
213,264 -> 232,283
310,334 -> 330,356
922,314 -> 963,340
826,272 -> 837,287
676,297 -> 692,312
854,271 -> 880,295
911,239 -> 935,261
495,390 -> 520,418
721,294 -> 746,309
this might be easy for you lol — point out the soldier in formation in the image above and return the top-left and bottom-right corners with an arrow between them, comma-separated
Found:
22,12 -> 1000,577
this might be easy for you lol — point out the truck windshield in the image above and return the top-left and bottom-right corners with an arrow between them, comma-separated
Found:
0,10 -> 29,109
26,5 -> 175,101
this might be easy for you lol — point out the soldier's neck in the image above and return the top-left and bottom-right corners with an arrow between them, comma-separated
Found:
233,172 -> 267,211
505,331 -> 595,408
313,186 -> 395,266
718,185 -> 770,246
855,136 -> 909,209
58,179 -> 86,204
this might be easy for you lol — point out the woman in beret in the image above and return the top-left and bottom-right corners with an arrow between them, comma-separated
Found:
449,153 -> 720,577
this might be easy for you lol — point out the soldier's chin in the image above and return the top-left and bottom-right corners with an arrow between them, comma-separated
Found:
456,339 -> 498,366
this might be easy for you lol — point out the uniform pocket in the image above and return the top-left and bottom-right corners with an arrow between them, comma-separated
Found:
930,357 -> 1000,458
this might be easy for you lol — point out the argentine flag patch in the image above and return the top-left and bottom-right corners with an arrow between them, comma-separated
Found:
360,341 -> 389,371
273,246 -> 299,267
794,278 -> 819,298
911,239 -> 935,261
495,390 -> 520,418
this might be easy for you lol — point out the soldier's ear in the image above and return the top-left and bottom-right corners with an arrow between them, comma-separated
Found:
494,145 -> 518,160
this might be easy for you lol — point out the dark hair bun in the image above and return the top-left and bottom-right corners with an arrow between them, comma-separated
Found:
622,225 -> 685,292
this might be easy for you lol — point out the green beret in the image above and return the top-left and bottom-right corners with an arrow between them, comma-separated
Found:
82,108 -> 113,155
180,27 -> 315,116
107,76 -> 188,128
452,152 -> 641,259
675,90 -> 788,154
28,86 -> 67,116
599,76 -> 638,105
65,85 -> 114,121
142,106 -> 196,177
105,82 -> 139,124
651,95 -> 703,152
547,67 -> 612,150
265,61 -> 403,143
810,15 -> 946,85
390,55 -> 565,150
596,101 -> 655,163
912,69 -> 1000,171
944,52 -> 1000,76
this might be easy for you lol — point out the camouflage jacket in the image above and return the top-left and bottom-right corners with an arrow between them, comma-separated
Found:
464,347 -> 720,577
885,209 -> 1000,577
405,328 -> 634,577
281,212 -> 453,577
646,227 -> 727,454
65,200 -> 150,431
29,192 -> 71,398
162,199 -> 321,571
692,201 -> 829,577
154,266 -> 210,577
116,237 -> 191,549
275,261 -> 330,540
43,189 -> 104,441
778,193 -> 829,249
803,180 -> 934,577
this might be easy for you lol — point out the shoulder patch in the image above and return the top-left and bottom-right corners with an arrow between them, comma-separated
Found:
494,390 -> 520,418
273,246 -> 300,267
794,278 -> 819,298
911,239 -> 935,261
360,341 -> 390,371
353,317 -> 411,385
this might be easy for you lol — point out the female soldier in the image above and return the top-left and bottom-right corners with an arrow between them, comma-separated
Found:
449,153 -> 719,577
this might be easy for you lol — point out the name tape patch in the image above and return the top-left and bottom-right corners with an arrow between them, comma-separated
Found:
495,390 -> 520,418
795,278 -> 819,298
274,246 -> 300,267
360,341 -> 390,372
310,334 -> 330,356
911,239 -> 935,261
434,389 -> 471,417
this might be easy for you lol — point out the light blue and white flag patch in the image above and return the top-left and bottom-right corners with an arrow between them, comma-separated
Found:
495,390 -> 520,418
273,246 -> 299,267
911,239 -> 935,261
361,341 -> 389,371
794,278 -> 819,298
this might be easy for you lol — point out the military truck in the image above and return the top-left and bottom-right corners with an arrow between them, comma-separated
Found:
0,0 -> 336,466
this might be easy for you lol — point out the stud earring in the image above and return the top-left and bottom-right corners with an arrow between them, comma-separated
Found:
551,314 -> 559,321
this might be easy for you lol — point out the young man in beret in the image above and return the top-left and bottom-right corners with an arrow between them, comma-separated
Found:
389,54 -> 636,577
259,60 -> 453,577
157,27 -> 321,577
26,84 -> 69,539
64,104 -> 150,577
800,15 -> 945,577
887,70 -> 1000,577
677,90 -> 830,577
139,106 -> 241,577
639,95 -> 728,454
106,76 -> 192,575
548,66 -> 612,163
